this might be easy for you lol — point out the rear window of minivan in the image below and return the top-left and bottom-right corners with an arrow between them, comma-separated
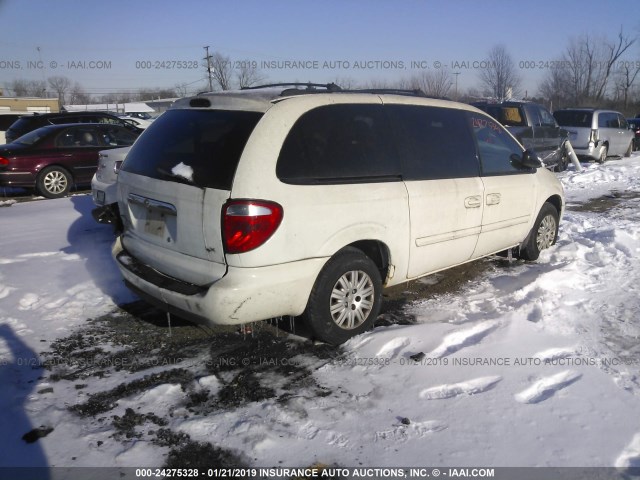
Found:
121,109 -> 263,190
553,110 -> 593,127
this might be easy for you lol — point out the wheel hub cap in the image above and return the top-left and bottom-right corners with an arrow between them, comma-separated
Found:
330,270 -> 374,330
536,215 -> 557,250
44,172 -> 67,194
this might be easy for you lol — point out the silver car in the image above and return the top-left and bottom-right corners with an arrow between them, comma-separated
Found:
553,109 -> 634,162
91,146 -> 130,206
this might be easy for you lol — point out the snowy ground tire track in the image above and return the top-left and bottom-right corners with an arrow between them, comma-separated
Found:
514,371 -> 582,404
420,376 -> 503,400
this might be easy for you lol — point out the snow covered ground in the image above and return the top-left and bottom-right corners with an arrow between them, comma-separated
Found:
1,156 -> 640,473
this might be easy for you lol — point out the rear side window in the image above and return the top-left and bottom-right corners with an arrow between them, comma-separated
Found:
598,113 -> 619,128
7,116 -> 40,133
553,110 -> 593,127
0,115 -> 22,130
99,126 -> 137,146
121,109 -> 262,190
277,104 -> 400,184
468,113 -> 526,176
55,127 -> 101,147
387,105 -> 479,180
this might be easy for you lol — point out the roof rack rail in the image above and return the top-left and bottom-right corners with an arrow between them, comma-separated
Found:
241,82 -> 343,92
344,88 -> 427,97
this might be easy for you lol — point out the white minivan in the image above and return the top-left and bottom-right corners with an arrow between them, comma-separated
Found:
112,84 -> 564,344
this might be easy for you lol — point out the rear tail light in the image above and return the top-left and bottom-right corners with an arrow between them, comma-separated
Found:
223,200 -> 283,254
589,129 -> 599,145
0,157 -> 9,166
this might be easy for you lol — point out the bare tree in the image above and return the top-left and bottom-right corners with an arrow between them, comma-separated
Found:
236,63 -> 266,89
174,83 -> 189,97
9,79 -> 47,97
330,76 -> 358,89
594,28 -> 636,100
538,61 -> 572,109
478,45 -> 521,101
9,79 -> 29,96
410,70 -> 452,97
68,82 -> 91,105
615,63 -> 640,108
560,29 -> 636,105
209,52 -> 234,91
47,76 -> 72,107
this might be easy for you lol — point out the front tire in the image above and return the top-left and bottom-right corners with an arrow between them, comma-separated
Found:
302,247 -> 382,345
596,145 -> 608,164
518,203 -> 559,261
554,144 -> 569,172
624,141 -> 632,158
37,166 -> 71,199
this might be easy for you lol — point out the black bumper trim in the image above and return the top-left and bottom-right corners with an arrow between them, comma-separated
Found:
116,248 -> 209,296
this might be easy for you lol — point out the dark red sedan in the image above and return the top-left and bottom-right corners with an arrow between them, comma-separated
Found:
0,123 -> 139,198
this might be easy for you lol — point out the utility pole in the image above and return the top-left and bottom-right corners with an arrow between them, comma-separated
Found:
453,72 -> 460,101
203,46 -> 213,92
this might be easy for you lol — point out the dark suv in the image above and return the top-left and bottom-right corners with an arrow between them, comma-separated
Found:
5,111 -> 143,144
472,101 -> 570,171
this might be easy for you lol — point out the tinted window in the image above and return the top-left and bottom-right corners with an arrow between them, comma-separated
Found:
0,114 -> 22,130
55,127 -> 101,147
468,113 -> 526,176
618,115 -> 628,129
99,125 -> 137,146
553,110 -> 593,127
121,109 -> 262,190
387,105 -> 479,180
50,115 -> 89,125
538,106 -> 557,127
486,105 -> 526,127
14,126 -> 51,146
524,105 -> 542,126
277,104 -> 399,184
598,112 -> 618,128
6,116 -> 40,134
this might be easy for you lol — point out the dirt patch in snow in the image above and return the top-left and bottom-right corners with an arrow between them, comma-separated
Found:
567,190 -> 640,213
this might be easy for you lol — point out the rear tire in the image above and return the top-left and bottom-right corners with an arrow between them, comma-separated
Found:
302,247 -> 382,345
36,166 -> 71,199
518,203 -> 559,261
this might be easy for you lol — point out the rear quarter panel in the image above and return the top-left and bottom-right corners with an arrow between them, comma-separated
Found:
227,95 -> 411,283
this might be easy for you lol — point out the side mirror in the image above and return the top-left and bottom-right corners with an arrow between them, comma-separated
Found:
511,149 -> 542,169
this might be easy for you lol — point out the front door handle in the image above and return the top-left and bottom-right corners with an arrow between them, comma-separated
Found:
486,193 -> 501,206
464,195 -> 482,208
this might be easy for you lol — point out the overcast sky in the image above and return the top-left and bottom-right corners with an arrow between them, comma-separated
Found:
1,0 -> 639,97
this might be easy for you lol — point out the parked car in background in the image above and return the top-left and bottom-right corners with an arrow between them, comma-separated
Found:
111,84 -> 564,345
553,109 -> 634,162
126,112 -> 154,121
0,114 -> 23,144
627,118 -> 640,151
92,146 -> 130,206
4,111 -> 143,144
471,101 -> 570,171
0,123 -> 139,198
117,114 -> 154,130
